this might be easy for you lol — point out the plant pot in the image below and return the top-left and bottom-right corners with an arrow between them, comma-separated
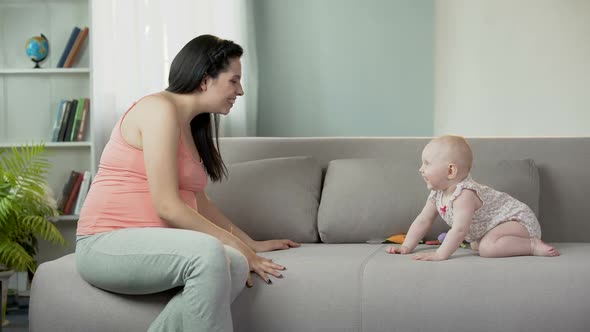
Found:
0,269 -> 15,327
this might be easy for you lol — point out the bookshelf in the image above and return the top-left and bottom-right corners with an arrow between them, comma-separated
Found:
0,0 -> 94,191
0,68 -> 90,74
0,0 -> 93,269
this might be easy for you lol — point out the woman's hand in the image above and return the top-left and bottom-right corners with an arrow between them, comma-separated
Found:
245,252 -> 286,287
252,239 -> 300,253
242,240 -> 300,287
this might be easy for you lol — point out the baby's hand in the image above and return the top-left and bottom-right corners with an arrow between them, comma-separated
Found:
386,245 -> 411,255
413,251 -> 445,261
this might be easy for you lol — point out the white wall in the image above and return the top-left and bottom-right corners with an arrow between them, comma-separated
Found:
254,0 -> 434,137
435,0 -> 590,136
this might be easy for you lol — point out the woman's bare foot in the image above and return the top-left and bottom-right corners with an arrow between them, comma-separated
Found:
530,238 -> 560,257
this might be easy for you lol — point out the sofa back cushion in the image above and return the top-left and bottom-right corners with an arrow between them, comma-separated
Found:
317,158 -> 539,243
206,156 -> 322,243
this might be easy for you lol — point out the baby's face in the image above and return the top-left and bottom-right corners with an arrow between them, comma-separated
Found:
419,142 -> 450,191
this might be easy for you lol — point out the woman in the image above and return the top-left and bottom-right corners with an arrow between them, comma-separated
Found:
75,34 -> 299,332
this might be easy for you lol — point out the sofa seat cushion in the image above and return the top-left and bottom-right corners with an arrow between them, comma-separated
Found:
30,245 -> 384,332
232,244 -> 382,332
29,254 -> 175,332
30,243 -> 590,332
361,243 -> 590,332
207,156 -> 323,243
318,158 -> 540,243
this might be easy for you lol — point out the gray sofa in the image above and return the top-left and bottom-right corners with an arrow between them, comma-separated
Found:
30,137 -> 590,332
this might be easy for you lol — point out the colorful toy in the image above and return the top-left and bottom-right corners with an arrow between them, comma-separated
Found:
438,232 -> 469,248
385,232 -> 470,248
386,234 -> 406,244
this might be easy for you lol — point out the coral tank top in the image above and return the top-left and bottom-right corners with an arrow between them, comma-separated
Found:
76,101 -> 208,235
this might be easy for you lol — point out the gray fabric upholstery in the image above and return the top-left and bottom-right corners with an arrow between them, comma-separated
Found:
29,254 -> 174,332
206,156 -> 322,243
361,243 -> 590,332
217,137 -> 590,242
232,244 -> 380,332
318,158 -> 539,243
471,159 -> 540,215
31,244 -> 590,332
318,158 -> 445,243
29,137 -> 590,332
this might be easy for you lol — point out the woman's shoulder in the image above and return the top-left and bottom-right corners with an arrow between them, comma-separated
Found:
129,93 -> 179,128
135,93 -> 176,115
122,93 -> 181,144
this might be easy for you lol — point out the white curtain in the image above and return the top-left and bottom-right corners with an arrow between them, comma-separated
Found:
91,0 -> 257,167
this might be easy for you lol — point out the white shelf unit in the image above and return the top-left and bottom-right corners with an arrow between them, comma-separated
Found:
0,68 -> 90,74
0,141 -> 92,148
0,0 -> 95,204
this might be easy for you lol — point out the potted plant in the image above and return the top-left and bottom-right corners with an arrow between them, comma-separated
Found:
0,143 -> 65,326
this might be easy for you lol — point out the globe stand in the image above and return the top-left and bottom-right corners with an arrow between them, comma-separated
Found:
32,59 -> 42,69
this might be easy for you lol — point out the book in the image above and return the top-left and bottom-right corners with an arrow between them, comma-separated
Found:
63,99 -> 78,141
50,99 -> 68,142
69,98 -> 85,141
76,98 -> 90,141
57,27 -> 81,68
64,27 -> 89,68
58,171 -> 81,213
73,170 -> 92,215
64,172 -> 84,215
57,100 -> 72,141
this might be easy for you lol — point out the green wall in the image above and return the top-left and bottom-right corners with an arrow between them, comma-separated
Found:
253,0 -> 434,137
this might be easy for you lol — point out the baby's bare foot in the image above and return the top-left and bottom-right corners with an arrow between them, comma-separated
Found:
530,238 -> 560,257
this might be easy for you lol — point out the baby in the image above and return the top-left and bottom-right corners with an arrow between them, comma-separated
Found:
387,135 -> 559,260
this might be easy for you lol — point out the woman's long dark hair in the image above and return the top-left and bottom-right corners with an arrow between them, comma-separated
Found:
166,35 -> 243,182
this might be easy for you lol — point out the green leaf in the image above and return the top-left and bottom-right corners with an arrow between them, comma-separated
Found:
0,142 -> 65,272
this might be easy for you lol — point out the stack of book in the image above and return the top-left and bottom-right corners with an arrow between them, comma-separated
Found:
57,26 -> 89,68
51,98 -> 90,142
57,170 -> 92,216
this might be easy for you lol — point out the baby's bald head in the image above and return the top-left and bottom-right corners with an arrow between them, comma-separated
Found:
426,135 -> 473,177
